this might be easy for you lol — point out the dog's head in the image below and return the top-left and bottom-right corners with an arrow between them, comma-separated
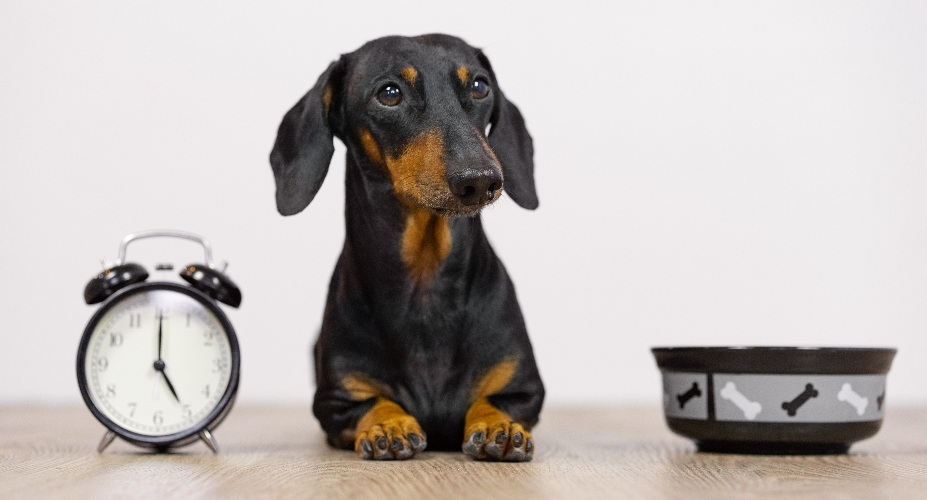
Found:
270,34 -> 538,217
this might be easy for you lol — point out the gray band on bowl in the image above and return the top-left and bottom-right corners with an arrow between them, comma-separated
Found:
713,374 -> 886,423
662,373 -> 887,423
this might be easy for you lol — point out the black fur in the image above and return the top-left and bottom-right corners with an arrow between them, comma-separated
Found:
269,34 -> 544,454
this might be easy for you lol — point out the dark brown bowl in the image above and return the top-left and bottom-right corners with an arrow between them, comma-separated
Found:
652,346 -> 897,454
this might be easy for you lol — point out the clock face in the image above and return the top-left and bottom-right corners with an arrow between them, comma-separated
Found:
79,283 -> 237,441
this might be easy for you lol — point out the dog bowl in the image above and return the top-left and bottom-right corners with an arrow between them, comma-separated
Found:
651,346 -> 896,454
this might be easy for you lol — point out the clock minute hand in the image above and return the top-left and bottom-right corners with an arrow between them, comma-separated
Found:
153,314 -> 180,403
157,313 -> 163,359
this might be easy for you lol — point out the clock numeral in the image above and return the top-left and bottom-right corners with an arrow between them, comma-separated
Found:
203,331 -> 216,346
129,313 -> 142,328
186,313 -> 191,328
127,402 -> 137,417
201,385 -> 210,398
182,404 -> 192,420
109,332 -> 123,347
96,357 -> 109,372
105,384 -> 116,399
156,308 -> 168,321
153,411 -> 163,426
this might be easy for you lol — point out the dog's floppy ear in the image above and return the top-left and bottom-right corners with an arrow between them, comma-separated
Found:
476,50 -> 539,210
269,59 -> 344,216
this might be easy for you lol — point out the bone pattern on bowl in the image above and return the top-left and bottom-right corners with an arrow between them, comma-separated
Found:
662,373 -> 886,423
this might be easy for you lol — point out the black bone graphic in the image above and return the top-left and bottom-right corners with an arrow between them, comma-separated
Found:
877,391 -> 885,411
676,382 -> 702,409
781,383 -> 818,417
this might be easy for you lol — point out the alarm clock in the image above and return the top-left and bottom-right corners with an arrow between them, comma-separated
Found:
77,230 -> 242,453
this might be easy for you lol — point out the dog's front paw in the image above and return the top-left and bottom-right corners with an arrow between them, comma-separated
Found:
462,420 -> 534,462
355,413 -> 427,460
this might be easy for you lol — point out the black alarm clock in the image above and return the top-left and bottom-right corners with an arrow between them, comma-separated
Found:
77,230 -> 241,453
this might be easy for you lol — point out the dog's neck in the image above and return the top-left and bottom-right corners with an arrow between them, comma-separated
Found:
342,155 -> 493,298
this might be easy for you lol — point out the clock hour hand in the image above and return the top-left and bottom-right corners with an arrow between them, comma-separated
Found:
153,359 -> 181,403
161,371 -> 181,403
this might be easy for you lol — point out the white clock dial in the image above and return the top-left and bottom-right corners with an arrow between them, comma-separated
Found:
83,288 -> 233,436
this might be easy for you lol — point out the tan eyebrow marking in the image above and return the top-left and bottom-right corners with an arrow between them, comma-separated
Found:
457,66 -> 470,86
401,66 -> 418,84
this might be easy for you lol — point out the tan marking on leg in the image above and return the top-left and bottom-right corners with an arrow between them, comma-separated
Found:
342,374 -> 389,401
357,398 -> 412,435
462,359 -> 533,460
470,358 -> 518,401
401,66 -> 418,85
457,65 -> 470,86
463,397 -> 534,461
465,398 -> 514,436
355,398 -> 426,459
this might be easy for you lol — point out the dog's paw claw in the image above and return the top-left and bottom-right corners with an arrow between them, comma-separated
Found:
355,419 -> 427,460
407,432 -> 427,452
359,438 -> 374,459
462,422 -> 533,462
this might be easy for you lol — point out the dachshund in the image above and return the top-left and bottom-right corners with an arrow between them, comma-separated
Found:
269,34 -> 544,461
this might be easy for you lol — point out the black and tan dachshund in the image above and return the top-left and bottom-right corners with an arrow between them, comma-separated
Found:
269,34 -> 544,461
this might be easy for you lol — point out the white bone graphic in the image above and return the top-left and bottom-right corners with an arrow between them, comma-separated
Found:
720,381 -> 762,420
837,383 -> 868,416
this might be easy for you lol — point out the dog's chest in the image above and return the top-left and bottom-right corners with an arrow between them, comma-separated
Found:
395,340 -> 469,399
395,347 -> 472,449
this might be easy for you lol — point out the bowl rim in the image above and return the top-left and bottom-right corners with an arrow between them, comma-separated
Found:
651,346 -> 897,374
651,346 -> 897,354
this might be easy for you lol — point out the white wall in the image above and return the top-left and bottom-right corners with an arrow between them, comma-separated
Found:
2,1 -> 925,407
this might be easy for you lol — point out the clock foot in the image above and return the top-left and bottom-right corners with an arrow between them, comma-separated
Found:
200,429 -> 219,454
97,431 -> 116,453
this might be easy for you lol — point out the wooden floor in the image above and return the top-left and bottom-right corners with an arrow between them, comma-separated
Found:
2,405 -> 926,499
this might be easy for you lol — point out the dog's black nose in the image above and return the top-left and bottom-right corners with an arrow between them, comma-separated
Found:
448,169 -> 503,206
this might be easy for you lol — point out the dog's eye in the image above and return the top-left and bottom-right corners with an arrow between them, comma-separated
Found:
471,78 -> 490,99
376,84 -> 403,106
